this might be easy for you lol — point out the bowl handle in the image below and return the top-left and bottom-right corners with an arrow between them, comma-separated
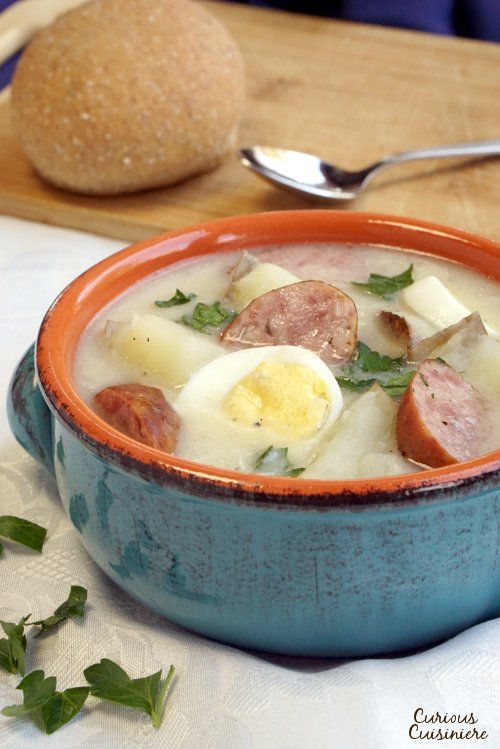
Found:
7,343 -> 55,479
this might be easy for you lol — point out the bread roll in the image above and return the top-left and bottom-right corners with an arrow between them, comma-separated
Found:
11,0 -> 245,195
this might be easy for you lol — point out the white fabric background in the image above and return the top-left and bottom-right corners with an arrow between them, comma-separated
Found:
0,216 -> 498,748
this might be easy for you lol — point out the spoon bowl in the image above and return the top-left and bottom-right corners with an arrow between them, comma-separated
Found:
240,140 -> 500,201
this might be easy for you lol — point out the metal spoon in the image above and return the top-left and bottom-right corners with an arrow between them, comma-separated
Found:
239,141 -> 500,200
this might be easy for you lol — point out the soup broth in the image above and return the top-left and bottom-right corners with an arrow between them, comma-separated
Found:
74,243 -> 500,479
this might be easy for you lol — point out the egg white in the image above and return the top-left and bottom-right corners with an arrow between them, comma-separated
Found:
173,345 -> 343,474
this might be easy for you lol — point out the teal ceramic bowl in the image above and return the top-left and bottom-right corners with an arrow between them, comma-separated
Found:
7,211 -> 500,656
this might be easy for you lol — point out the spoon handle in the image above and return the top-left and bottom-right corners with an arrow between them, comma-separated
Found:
386,139 -> 500,165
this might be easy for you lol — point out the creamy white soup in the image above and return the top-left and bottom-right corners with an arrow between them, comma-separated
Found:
74,243 -> 500,479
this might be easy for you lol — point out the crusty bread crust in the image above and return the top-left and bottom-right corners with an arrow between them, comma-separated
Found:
11,0 -> 245,195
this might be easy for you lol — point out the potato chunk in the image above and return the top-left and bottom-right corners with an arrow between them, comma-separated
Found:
402,276 -> 497,336
108,314 -> 224,388
304,385 -> 409,479
229,262 -> 301,312
436,334 -> 500,404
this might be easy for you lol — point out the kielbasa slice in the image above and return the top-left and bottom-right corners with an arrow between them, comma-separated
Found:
94,384 -> 180,452
221,280 -> 358,364
396,359 -> 483,467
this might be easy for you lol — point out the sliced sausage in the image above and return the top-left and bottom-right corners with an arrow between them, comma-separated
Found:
379,310 -> 412,347
396,359 -> 483,467
94,384 -> 180,452
221,280 -> 358,364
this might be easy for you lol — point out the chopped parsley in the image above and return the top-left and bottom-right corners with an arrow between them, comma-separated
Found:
181,300 -> 236,334
155,289 -> 196,308
336,342 -> 414,398
351,264 -> 414,299
336,370 -> 415,398
254,446 -> 305,477
381,371 -> 415,398
355,341 -> 404,373
335,376 -> 377,393
419,372 -> 430,387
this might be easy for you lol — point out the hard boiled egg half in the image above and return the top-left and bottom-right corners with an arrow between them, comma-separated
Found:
174,345 -> 343,474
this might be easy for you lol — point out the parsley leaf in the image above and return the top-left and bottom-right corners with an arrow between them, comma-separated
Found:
29,586 -> 87,637
1,671 -> 56,716
1,670 -> 89,734
41,687 -> 90,734
336,372 -> 414,398
336,343 -> 415,398
254,446 -> 305,478
83,658 -> 175,729
0,516 -> 47,556
351,264 -> 414,299
155,290 -> 196,308
419,372 -> 429,387
335,376 -> 377,393
181,301 -> 235,334
0,615 -> 30,675
381,371 -> 415,398
355,341 -> 404,372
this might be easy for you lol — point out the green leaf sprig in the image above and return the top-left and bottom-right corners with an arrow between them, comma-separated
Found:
380,370 -> 415,398
335,376 -> 377,393
155,289 -> 196,308
0,616 -> 30,675
0,597 -> 174,732
355,341 -> 404,373
181,300 -> 235,334
0,587 -> 87,676
335,371 -> 415,397
0,516 -> 47,556
336,341 -> 414,398
29,586 -> 87,637
254,446 -> 305,478
0,542 -> 176,733
351,264 -> 414,299
84,658 -> 175,729
1,670 -> 89,734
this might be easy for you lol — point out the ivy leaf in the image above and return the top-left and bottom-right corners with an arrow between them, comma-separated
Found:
1,670 -> 89,734
355,342 -> 404,373
155,290 -> 196,308
29,586 -> 87,637
351,264 -> 414,299
83,658 -> 175,728
0,615 -> 30,675
254,446 -> 305,478
181,301 -> 235,334
0,516 -> 47,555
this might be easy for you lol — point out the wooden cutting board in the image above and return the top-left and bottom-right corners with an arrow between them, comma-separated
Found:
1,1 -> 500,242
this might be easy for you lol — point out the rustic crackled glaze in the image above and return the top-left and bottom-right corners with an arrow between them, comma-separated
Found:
7,211 -> 500,656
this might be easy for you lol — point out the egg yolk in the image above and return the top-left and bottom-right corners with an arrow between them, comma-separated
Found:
224,361 -> 331,439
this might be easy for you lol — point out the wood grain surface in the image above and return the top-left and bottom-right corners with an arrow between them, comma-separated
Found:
0,1 -> 499,241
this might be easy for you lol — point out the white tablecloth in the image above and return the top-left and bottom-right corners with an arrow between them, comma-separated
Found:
0,216 -> 498,749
